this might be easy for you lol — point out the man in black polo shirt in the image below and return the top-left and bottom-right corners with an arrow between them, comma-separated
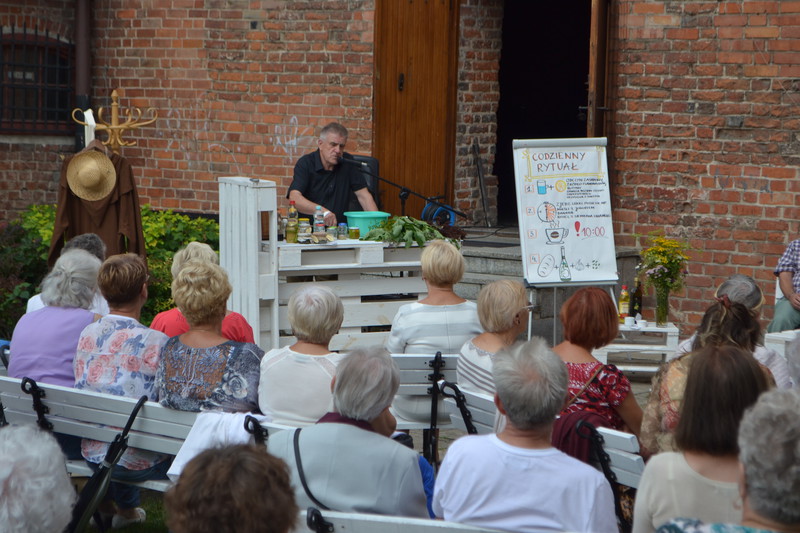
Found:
288,122 -> 378,226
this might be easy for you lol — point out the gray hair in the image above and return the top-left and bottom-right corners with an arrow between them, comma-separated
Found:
0,425 -> 77,533
737,389 -> 800,525
492,337 -> 568,431
715,274 -> 764,310
786,333 -> 800,388
41,248 -> 101,309
63,233 -> 106,262
171,241 -> 218,279
320,122 -> 348,140
289,285 -> 344,344
333,347 -> 399,422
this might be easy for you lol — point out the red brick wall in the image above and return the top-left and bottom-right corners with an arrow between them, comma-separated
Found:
454,0 -> 502,224
609,0 -> 800,329
90,0 -> 376,213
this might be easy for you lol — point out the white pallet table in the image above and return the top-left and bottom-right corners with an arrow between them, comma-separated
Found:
764,329 -> 797,361
593,323 -> 679,372
218,177 -> 426,352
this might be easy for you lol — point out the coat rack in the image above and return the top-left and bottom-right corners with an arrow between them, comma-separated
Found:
72,89 -> 158,153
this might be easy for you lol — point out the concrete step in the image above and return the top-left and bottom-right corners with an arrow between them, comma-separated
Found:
455,272 -> 526,301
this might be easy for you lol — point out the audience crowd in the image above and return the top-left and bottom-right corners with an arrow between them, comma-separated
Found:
2,237 -> 799,533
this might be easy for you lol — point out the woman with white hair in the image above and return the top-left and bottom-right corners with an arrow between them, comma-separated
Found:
656,388 -> 800,533
0,425 -> 77,533
458,279 -> 530,395
8,248 -> 101,458
258,285 -> 345,426
156,261 -> 263,412
150,241 -> 255,342
267,347 -> 428,517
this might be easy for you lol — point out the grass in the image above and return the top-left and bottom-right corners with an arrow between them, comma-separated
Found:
123,490 -> 168,533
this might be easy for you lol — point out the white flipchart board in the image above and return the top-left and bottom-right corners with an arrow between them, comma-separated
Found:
512,137 -> 618,287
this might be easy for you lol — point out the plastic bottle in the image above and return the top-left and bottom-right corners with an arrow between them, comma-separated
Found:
288,200 -> 298,224
313,206 -> 326,233
630,279 -> 643,320
618,285 -> 630,323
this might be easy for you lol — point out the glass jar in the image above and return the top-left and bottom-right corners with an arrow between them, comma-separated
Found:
348,226 -> 360,239
298,219 -> 311,235
327,225 -> 338,239
285,218 -> 298,243
337,222 -> 348,240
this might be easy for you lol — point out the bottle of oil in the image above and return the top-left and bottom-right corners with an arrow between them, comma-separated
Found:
285,201 -> 299,243
618,285 -> 630,323
630,279 -> 643,320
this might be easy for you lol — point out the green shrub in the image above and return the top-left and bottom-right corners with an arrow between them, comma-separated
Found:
0,205 -> 220,338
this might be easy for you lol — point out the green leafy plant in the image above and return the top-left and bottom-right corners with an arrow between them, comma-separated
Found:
360,216 -> 459,248
0,204 -> 219,337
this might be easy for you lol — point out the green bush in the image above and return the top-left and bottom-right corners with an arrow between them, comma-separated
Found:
0,205 -> 220,338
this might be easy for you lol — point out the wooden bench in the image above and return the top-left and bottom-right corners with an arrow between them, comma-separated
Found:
300,507 -> 504,533
0,376 -> 286,492
390,352 -> 459,464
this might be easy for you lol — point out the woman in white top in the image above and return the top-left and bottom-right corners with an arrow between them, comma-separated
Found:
386,239 -> 482,421
458,279 -> 530,395
258,285 -> 345,426
633,344 -> 772,533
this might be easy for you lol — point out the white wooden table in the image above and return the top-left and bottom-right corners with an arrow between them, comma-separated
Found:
593,322 -> 679,375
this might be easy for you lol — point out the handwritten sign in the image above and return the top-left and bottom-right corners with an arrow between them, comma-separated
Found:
512,137 -> 618,287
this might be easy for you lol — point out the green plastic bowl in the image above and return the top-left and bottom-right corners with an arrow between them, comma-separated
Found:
343,211 -> 391,233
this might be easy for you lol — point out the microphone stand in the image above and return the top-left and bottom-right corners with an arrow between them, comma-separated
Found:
340,158 -> 467,220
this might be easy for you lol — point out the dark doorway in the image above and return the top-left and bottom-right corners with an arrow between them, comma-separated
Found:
493,1 -> 592,225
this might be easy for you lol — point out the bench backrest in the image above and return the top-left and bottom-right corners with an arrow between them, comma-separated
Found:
391,353 -> 459,395
298,508 -> 504,533
0,376 -> 197,455
595,426 -> 644,489
441,386 -> 497,435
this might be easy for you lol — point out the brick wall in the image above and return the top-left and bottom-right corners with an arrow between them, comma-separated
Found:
0,1 -> 76,215
454,0 -> 502,224
610,0 -> 800,329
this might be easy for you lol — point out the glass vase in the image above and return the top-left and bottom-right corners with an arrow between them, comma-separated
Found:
655,285 -> 670,327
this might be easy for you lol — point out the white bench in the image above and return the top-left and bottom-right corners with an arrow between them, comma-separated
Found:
391,353 -> 459,464
439,382 -> 644,488
299,507 -> 504,533
0,376 -> 284,492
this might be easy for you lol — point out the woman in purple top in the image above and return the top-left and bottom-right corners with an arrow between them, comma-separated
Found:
8,248 -> 101,458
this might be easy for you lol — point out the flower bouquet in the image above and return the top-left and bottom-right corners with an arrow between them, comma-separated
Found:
638,234 -> 690,326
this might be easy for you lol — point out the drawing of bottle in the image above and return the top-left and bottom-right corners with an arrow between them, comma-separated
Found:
559,246 -> 571,281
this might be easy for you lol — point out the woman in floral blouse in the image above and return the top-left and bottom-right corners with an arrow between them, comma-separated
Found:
155,261 -> 263,413
73,253 -> 170,528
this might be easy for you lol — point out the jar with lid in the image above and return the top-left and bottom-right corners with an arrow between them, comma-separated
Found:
337,222 -> 348,240
285,217 -> 298,243
348,226 -> 360,239
298,218 -> 312,242
326,225 -> 338,239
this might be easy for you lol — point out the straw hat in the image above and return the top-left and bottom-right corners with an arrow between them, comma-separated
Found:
66,151 -> 116,201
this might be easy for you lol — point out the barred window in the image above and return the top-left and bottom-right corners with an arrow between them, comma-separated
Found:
0,25 -> 74,135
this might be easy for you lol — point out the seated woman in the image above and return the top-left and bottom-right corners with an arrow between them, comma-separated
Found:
673,275 -> 791,388
156,261 -> 263,413
641,297 -> 771,454
553,287 -> 643,435
150,241 -> 254,343
458,279 -> 530,395
633,345 -> 772,533
258,285 -> 345,426
73,253 -> 171,528
8,248 -> 101,459
656,389 -> 800,533
386,239 -> 482,421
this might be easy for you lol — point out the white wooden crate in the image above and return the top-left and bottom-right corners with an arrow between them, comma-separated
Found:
764,330 -> 796,361
593,323 -> 679,372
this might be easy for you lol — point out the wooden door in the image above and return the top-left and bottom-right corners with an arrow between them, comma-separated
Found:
587,0 -> 609,137
373,0 -> 459,218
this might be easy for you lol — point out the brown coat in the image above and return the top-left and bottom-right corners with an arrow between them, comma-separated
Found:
48,149 -> 146,266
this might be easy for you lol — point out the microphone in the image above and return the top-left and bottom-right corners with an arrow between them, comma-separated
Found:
338,156 -> 367,168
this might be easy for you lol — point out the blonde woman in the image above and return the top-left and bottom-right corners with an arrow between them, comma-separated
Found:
386,239 -> 482,422
156,261 -> 263,413
150,241 -> 254,342
458,279 -> 530,395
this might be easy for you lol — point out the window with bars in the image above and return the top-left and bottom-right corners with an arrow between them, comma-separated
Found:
0,25 -> 74,135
